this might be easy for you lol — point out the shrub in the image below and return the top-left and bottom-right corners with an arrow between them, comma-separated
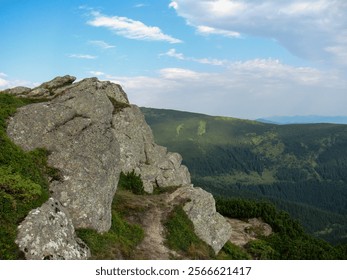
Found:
118,170 -> 144,195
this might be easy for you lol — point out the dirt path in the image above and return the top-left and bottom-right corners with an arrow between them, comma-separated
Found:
117,190 -> 180,259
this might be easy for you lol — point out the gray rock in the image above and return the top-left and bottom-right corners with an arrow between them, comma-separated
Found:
7,77 -> 124,232
16,198 -> 90,260
1,86 -> 31,96
38,75 -> 76,90
168,185 -> 232,254
112,105 -> 191,193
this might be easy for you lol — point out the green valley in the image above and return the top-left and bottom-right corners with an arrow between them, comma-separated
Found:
141,107 -> 347,244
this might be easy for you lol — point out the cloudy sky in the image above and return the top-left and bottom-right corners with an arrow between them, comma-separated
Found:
1,0 -> 347,119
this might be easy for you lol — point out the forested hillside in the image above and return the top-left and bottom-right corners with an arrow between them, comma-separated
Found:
141,107 -> 347,244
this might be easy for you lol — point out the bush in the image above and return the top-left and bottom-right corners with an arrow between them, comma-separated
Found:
218,242 -> 252,260
118,170 -> 144,195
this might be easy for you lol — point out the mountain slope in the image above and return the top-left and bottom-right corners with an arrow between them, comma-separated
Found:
257,115 -> 347,125
141,107 -> 347,244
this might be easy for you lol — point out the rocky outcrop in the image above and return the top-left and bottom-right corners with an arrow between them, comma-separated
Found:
4,75 -> 231,259
112,105 -> 191,193
168,185 -> 232,254
16,198 -> 90,260
6,77 -> 123,232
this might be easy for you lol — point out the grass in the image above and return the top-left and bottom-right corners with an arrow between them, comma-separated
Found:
76,184 -> 145,259
76,210 -> 144,259
0,94 -> 50,259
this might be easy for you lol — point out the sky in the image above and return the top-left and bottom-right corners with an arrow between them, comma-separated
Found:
1,0 -> 347,119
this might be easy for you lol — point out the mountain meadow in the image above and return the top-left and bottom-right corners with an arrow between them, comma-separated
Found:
141,107 -> 347,246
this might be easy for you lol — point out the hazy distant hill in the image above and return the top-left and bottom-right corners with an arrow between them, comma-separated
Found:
141,107 -> 347,244
257,115 -> 347,125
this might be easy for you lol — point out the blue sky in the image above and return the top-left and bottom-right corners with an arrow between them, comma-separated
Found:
1,0 -> 347,119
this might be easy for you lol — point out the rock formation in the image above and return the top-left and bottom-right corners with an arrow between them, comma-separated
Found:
168,186 -> 232,254
7,77 -> 122,232
3,75 -> 232,259
112,105 -> 191,193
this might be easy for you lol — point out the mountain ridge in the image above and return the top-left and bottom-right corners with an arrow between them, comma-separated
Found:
257,115 -> 347,125
140,107 -> 347,244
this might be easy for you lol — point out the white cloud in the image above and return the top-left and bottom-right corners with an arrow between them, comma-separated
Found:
161,48 -> 227,66
193,57 -> 226,66
0,74 -> 37,90
107,60 -> 346,119
196,25 -> 240,38
134,3 -> 147,8
159,68 -> 204,80
87,11 -> 182,44
88,71 -> 105,76
88,40 -> 115,49
69,54 -> 97,59
161,48 -> 185,60
169,2 -> 178,9
169,0 -> 347,65
0,77 -> 9,88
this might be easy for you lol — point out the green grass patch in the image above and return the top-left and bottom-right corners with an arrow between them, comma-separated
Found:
76,210 -> 144,259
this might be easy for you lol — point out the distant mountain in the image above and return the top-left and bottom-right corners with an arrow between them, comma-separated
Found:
257,115 -> 347,125
141,107 -> 347,245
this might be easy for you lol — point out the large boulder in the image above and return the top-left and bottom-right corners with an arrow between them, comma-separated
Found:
112,105 -> 191,193
16,198 -> 90,260
6,77 -> 124,232
168,185 -> 232,254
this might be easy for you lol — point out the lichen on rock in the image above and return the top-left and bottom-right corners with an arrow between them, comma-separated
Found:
16,198 -> 90,260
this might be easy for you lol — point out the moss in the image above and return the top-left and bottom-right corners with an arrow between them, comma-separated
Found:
107,96 -> 130,114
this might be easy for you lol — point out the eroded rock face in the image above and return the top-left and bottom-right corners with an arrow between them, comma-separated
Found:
16,198 -> 90,260
168,185 -> 232,254
112,105 -> 191,193
7,77 -> 123,232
